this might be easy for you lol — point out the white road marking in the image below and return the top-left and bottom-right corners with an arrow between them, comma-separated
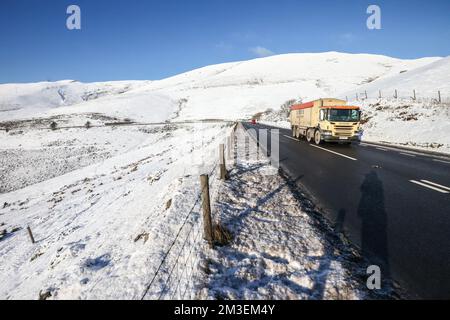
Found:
400,152 -> 416,157
420,180 -> 450,191
410,180 -> 449,194
360,142 -> 438,158
433,159 -> 450,165
310,144 -> 357,161
376,147 -> 389,151
283,135 -> 298,142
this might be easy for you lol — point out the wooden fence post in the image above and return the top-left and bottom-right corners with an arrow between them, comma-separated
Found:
379,90 -> 382,99
226,136 -> 232,163
219,144 -> 226,180
27,226 -> 35,244
394,89 -> 398,99
413,90 -> 416,101
438,91 -> 441,103
200,175 -> 213,247
365,91 -> 368,99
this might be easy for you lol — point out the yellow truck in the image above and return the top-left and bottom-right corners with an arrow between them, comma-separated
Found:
289,98 -> 363,145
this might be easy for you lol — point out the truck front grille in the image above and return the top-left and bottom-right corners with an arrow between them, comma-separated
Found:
335,125 -> 353,130
335,132 -> 352,137
334,125 -> 353,137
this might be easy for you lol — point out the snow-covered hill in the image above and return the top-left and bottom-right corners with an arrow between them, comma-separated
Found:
0,80 -> 151,120
342,56 -> 450,100
343,56 -> 450,152
143,52 -> 439,120
0,52 -> 444,123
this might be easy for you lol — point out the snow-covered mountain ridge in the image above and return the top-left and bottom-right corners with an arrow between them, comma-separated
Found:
2,52 -> 449,151
1,52 -> 445,121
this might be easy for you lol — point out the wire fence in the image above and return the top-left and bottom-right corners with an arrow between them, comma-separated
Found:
343,89 -> 449,104
140,125 -> 236,300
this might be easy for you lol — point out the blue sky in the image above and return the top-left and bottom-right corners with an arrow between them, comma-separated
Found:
0,0 -> 449,83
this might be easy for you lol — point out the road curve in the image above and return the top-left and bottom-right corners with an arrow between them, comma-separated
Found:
242,122 -> 450,299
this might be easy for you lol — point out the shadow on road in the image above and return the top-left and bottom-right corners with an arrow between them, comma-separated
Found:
357,170 -> 391,285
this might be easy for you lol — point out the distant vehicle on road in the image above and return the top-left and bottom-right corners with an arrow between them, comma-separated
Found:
289,98 -> 363,145
251,119 -> 256,124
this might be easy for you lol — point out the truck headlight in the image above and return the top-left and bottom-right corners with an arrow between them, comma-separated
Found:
322,130 -> 332,136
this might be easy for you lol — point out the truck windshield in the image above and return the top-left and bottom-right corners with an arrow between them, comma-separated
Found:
328,109 -> 360,122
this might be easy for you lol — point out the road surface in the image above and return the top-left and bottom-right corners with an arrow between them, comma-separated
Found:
242,122 -> 450,299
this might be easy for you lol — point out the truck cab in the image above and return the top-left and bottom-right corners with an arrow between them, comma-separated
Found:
317,106 -> 363,143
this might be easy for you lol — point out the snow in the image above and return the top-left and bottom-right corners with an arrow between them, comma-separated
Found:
0,122 -> 229,299
360,98 -> 450,153
132,52 -> 440,122
0,51 -> 447,299
0,80 -> 150,121
342,57 -> 450,153
1,52 -> 443,124
198,126 -> 397,300
342,56 -> 450,101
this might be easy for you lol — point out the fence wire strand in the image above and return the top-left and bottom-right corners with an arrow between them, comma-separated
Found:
141,127 -> 235,300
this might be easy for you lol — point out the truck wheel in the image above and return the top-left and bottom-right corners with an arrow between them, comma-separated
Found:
314,130 -> 322,145
294,127 -> 300,139
306,129 -> 313,143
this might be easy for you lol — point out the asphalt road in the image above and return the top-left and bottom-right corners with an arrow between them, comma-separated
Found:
242,122 -> 450,299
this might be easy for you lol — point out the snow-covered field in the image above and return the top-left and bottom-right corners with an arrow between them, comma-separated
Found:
0,121 -> 229,299
0,51 -> 448,299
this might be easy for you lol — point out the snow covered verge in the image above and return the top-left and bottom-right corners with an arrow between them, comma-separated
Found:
196,127 -> 399,299
357,98 -> 450,153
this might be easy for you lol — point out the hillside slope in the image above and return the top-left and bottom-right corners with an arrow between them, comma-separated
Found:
137,52 -> 439,120
342,56 -> 450,153
0,80 -> 150,120
0,52 -> 441,122
342,56 -> 450,100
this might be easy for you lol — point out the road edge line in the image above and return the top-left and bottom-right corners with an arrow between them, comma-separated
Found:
310,144 -> 357,161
